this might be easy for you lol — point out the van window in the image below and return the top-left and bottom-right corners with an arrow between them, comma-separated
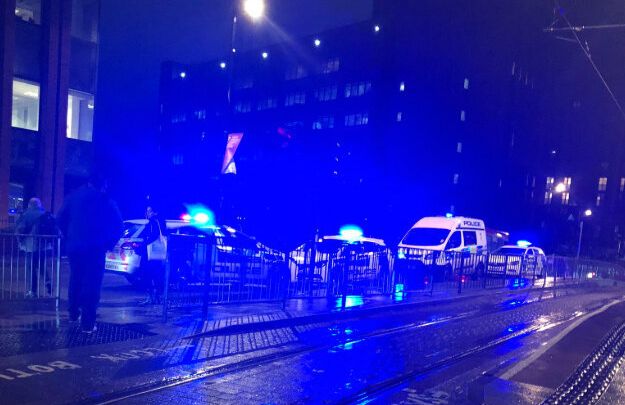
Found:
463,231 -> 477,246
402,228 -> 450,247
446,232 -> 462,250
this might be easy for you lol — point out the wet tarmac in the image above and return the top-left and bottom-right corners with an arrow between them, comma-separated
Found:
1,273 -> 624,404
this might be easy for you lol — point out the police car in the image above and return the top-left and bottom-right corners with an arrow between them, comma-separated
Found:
489,243 -> 546,277
105,220 -> 286,286
289,233 -> 391,289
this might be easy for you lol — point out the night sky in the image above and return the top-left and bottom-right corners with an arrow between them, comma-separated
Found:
94,0 -> 372,215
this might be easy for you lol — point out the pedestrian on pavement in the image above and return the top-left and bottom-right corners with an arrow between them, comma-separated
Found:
57,174 -> 123,333
16,198 -> 53,297
139,205 -> 167,305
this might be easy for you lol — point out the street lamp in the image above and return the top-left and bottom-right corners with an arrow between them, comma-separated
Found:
554,182 -> 566,193
242,0 -> 265,21
577,209 -> 593,259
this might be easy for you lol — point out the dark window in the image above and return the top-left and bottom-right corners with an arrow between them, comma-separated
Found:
446,232 -> 462,250
463,231 -> 477,246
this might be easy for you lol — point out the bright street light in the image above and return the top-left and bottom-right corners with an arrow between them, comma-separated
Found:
242,0 -> 265,21
554,182 -> 566,193
584,209 -> 593,217
219,62 -> 227,69
314,38 -> 321,47
261,51 -> 268,59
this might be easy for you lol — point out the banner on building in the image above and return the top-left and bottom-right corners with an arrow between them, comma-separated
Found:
221,132 -> 243,174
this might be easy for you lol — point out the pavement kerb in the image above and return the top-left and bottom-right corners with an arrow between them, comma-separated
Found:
183,282 -> 590,339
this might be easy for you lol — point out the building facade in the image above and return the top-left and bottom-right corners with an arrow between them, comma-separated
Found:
0,0 -> 99,225
158,0 -> 625,255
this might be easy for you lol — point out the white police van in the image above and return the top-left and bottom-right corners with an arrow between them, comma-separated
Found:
397,216 -> 487,277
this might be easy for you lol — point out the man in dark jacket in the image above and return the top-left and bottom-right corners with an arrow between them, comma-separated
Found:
16,198 -> 48,296
57,175 -> 123,333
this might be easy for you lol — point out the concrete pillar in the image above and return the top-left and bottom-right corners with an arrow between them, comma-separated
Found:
0,0 -> 16,225
38,0 -> 72,213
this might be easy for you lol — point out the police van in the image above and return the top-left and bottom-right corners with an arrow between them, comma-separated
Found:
397,216 -> 487,277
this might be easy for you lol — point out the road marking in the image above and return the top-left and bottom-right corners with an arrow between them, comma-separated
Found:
500,297 -> 625,379
0,361 -> 81,383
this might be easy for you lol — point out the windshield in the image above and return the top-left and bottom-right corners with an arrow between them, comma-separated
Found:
493,247 -> 524,256
402,228 -> 450,247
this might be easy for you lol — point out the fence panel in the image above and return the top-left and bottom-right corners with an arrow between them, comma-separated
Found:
0,233 -> 61,306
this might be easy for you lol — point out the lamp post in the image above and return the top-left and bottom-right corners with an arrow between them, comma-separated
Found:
577,209 -> 592,259
227,0 -> 265,104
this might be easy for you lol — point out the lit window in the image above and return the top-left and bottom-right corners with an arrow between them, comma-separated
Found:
562,192 -> 570,205
511,61 -> 516,76
257,97 -> 278,111
544,191 -> 552,205
598,177 -> 608,191
596,194 -> 602,206
344,113 -> 369,127
67,89 -> 94,141
453,173 -> 460,184
315,86 -> 337,102
460,110 -> 466,122
564,177 -> 572,186
285,92 -> 306,106
312,116 -> 334,130
463,78 -> 470,90
234,101 -> 251,113
457,142 -> 462,153
620,178 -> 625,192
546,177 -> 554,188
344,81 -> 371,98
15,1 -> 41,24
285,65 -> 307,80
193,109 -> 206,120
396,112 -> 403,122
171,113 -> 187,123
322,58 -> 340,74
12,79 -> 40,131
399,82 -> 405,92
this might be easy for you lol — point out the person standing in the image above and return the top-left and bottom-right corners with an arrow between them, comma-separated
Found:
139,205 -> 167,305
57,175 -> 123,333
16,198 -> 48,297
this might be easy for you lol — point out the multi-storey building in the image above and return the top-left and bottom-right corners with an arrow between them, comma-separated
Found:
158,0 -> 625,255
0,0 -> 99,224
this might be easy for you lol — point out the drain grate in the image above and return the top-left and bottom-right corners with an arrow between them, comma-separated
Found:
0,322 -> 155,357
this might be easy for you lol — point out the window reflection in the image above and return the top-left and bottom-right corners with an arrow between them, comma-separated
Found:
15,0 -> 41,25
12,79 -> 40,131
67,90 -> 94,141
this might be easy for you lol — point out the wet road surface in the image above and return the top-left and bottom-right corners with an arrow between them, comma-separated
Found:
61,286 -> 622,405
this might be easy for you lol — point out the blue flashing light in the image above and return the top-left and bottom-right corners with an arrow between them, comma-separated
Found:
339,225 -> 363,242
194,212 -> 210,224
516,240 -> 532,248
397,250 -> 406,259
445,212 -> 453,218
184,204 -> 216,227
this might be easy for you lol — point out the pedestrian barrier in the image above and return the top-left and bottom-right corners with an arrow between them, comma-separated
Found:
0,233 -> 61,307
160,235 -> 625,319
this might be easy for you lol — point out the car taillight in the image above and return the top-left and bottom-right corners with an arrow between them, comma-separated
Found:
121,242 -> 140,250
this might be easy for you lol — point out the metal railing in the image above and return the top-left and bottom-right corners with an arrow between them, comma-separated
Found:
161,235 -> 625,319
0,233 -> 61,307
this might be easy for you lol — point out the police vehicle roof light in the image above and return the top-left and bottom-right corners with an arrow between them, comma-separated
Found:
339,225 -> 363,242
517,240 -> 532,248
